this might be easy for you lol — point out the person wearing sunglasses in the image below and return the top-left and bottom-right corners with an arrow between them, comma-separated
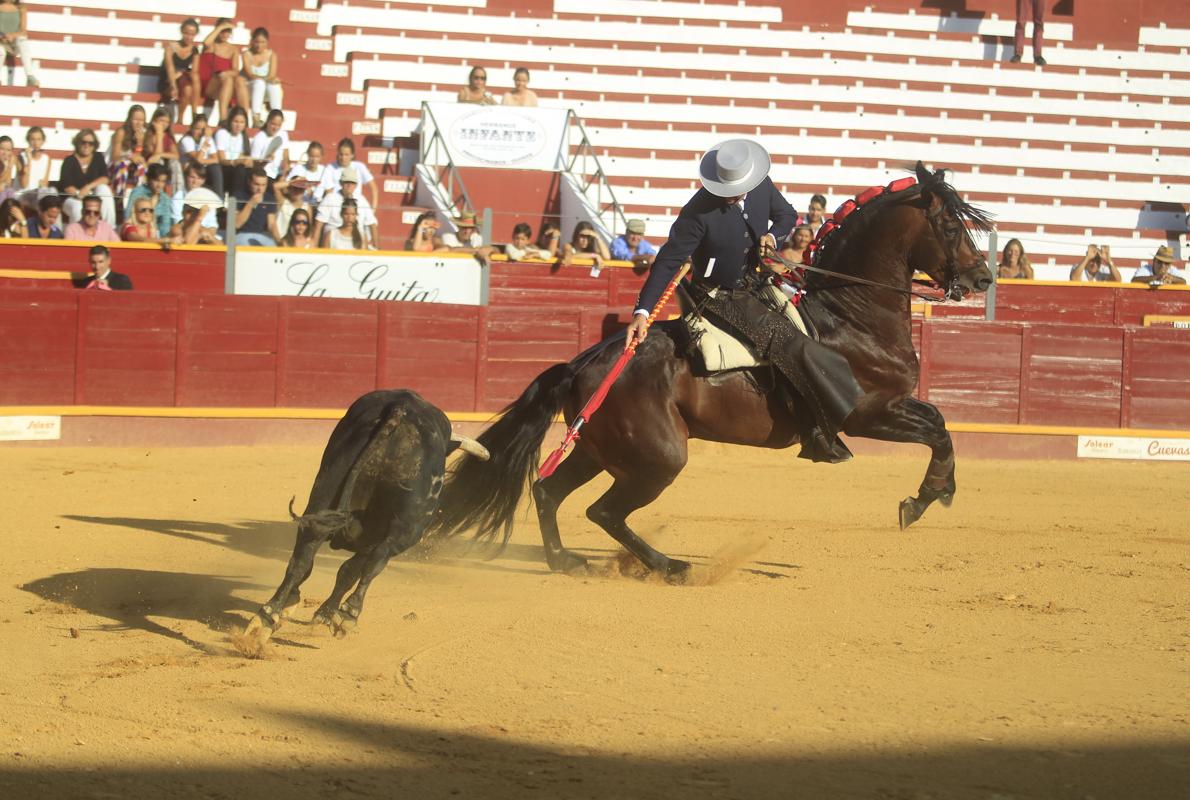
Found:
64,194 -> 119,242
57,129 -> 115,225
120,199 -> 180,247
457,66 -> 495,105
281,210 -> 314,249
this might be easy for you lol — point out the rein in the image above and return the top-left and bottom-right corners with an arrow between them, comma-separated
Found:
763,251 -> 951,303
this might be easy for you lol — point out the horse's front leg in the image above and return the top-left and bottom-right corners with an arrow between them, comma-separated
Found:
843,394 -> 955,529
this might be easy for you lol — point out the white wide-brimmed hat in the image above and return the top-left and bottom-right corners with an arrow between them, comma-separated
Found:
183,187 -> 223,213
698,139 -> 771,197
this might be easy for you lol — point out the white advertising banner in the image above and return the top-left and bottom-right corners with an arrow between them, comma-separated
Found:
233,250 -> 483,304
0,416 -> 61,442
1077,435 -> 1190,462
423,102 -> 568,170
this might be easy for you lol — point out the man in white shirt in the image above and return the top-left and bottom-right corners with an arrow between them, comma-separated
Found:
1131,245 -> 1187,286
314,167 -> 378,246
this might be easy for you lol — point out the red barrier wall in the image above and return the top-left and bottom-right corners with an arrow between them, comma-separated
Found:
3,288 -> 1189,431
0,241 -> 225,293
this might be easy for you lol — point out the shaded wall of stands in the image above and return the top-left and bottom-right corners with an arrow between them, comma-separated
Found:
2,287 -> 1188,431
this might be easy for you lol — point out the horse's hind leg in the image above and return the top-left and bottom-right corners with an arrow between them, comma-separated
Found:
531,444 -> 603,573
587,463 -> 691,583
844,395 -> 955,529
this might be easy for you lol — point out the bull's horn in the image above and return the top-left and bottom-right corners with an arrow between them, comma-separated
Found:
450,433 -> 490,461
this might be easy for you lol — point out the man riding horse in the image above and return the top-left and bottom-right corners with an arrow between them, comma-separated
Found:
625,139 -> 862,463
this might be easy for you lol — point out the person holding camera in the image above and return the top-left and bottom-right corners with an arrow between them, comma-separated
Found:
1070,243 -> 1121,282
1131,246 -> 1186,287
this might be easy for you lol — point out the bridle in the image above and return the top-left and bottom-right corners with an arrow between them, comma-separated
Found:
765,194 -> 975,303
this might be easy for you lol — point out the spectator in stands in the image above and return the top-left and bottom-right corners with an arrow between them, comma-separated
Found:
26,194 -> 64,239
1070,244 -> 1121,282
0,135 -> 16,199
457,66 -> 495,105
504,222 -> 553,261
802,194 -> 827,235
121,196 -> 179,248
287,142 -> 327,204
58,129 -> 115,226
609,219 -> 657,267
171,163 -> 220,244
280,208 -> 314,249
1011,0 -> 1046,66
271,176 -> 309,242
215,106 -> 254,197
502,67 -> 538,107
124,164 -> 174,239
64,195 -> 120,243
998,238 -> 1034,279
174,187 -> 222,246
1132,246 -> 1187,286
73,245 -> 132,291
201,18 -> 249,124
536,222 -> 562,258
161,18 -> 202,125
314,166 -> 377,247
0,0 -> 39,88
319,138 -> 380,215
405,212 -> 441,252
234,167 -> 278,247
777,224 -> 813,266
0,197 -> 25,237
439,211 -> 493,265
146,107 -> 183,192
242,27 -> 282,128
108,105 -> 149,203
178,113 -> 223,198
18,126 -> 51,199
561,221 -> 609,267
322,198 -> 371,251
249,109 -> 289,181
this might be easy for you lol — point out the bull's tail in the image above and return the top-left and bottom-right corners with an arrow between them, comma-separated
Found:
430,356 -> 589,548
286,495 -> 355,540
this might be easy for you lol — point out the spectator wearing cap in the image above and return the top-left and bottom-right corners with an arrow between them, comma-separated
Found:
72,245 -> 132,291
174,187 -> 223,245
271,175 -> 311,243
1070,243 -> 1121,282
26,195 -> 65,239
64,195 -> 120,242
171,163 -> 221,243
124,163 -> 175,239
1132,246 -> 1187,286
234,166 -> 278,247
609,219 -> 657,267
313,165 -> 377,247
438,211 -> 494,265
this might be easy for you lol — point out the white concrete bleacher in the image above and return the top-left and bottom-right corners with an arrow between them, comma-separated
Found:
552,0 -> 783,24
325,1 -> 1190,267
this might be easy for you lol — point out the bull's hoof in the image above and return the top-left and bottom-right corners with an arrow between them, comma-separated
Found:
899,496 -> 926,530
546,548 -> 589,575
664,559 -> 693,585
280,590 -> 302,619
332,612 -> 357,639
311,609 -> 335,629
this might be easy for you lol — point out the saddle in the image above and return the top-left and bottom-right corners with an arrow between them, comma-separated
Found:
681,281 -> 814,373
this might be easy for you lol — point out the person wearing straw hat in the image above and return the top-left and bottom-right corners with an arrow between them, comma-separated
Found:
1131,246 -> 1186,286
627,138 -> 862,463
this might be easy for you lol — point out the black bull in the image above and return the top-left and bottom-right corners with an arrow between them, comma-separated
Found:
245,390 -> 488,640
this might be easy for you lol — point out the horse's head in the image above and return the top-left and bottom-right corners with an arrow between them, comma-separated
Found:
912,162 -> 995,300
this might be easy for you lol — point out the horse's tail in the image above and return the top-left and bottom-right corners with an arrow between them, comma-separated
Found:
430,340 -> 610,547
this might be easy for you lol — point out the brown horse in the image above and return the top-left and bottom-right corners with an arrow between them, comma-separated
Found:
432,164 -> 995,580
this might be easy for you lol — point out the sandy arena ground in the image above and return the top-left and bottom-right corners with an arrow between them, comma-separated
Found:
1,440 -> 1188,799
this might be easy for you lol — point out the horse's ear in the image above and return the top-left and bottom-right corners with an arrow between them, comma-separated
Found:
914,161 -> 931,186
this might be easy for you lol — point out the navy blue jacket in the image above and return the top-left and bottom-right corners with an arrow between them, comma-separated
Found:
635,177 -> 796,312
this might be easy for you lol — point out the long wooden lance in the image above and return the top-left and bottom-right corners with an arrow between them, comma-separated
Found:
538,263 -> 691,479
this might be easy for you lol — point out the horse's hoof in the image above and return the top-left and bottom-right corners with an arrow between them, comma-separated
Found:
899,497 -> 924,530
333,614 -> 356,639
280,591 -> 301,619
546,548 -> 589,575
664,559 -> 693,585
243,613 -> 275,645
938,491 -> 954,508
311,610 -> 335,629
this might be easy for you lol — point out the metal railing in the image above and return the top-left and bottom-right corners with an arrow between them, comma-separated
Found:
563,110 -> 629,235
418,101 -> 477,218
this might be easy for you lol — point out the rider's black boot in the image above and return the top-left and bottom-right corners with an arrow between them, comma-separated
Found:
798,427 -> 853,464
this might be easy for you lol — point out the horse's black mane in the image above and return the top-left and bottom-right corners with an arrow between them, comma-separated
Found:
806,169 -> 994,285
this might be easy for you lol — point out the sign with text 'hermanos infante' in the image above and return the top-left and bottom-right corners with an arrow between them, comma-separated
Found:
234,250 -> 483,304
424,103 -> 568,170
